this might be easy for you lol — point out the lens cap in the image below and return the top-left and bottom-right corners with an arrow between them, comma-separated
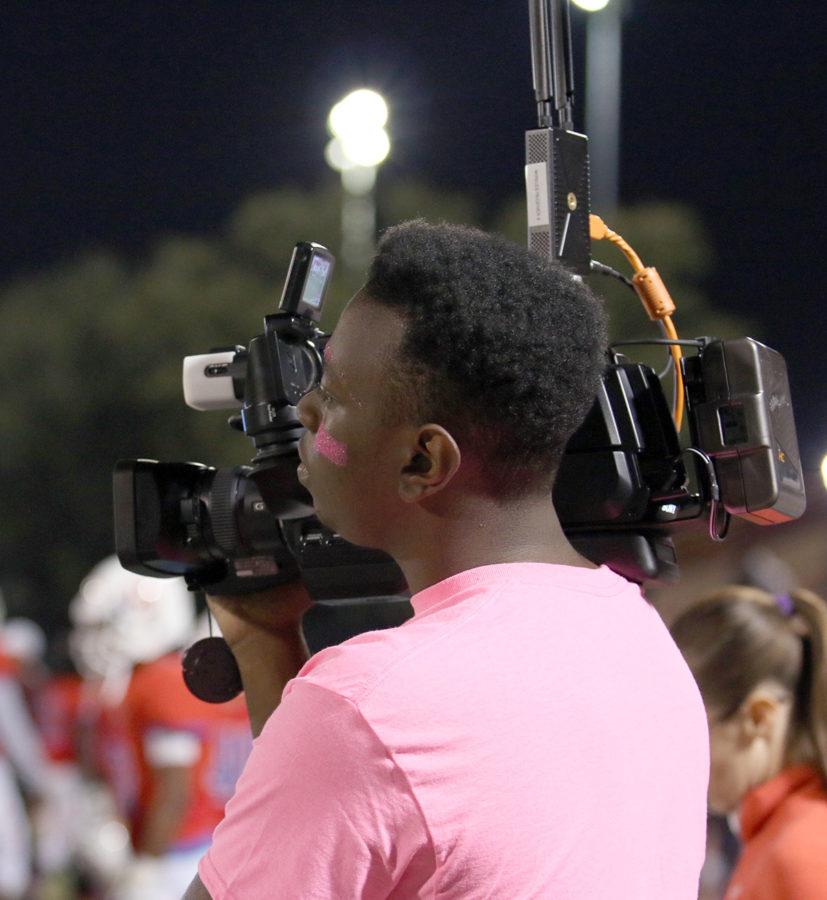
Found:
182,637 -> 244,703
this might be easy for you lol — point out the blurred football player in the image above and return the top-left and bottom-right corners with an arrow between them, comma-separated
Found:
0,617 -> 54,899
69,557 -> 251,900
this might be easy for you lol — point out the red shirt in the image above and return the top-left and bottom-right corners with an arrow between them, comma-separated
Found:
95,653 -> 252,850
725,765 -> 827,899
32,673 -> 83,764
0,648 -> 21,677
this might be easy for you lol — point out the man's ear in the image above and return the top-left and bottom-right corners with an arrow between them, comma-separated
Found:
398,424 -> 461,502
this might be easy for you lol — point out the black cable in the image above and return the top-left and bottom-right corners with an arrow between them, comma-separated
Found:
592,263 -> 702,405
656,320 -> 676,393
589,259 -> 635,291
684,447 -> 731,541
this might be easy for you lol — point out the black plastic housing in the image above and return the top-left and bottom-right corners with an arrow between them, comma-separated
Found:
683,338 -> 806,524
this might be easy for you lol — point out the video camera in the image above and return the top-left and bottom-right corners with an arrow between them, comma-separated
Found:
113,0 -> 806,595
114,242 -> 405,600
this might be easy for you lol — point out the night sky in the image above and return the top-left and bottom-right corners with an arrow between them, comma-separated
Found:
3,1 -> 826,464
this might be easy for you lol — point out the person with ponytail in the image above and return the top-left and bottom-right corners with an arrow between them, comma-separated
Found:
671,585 -> 827,899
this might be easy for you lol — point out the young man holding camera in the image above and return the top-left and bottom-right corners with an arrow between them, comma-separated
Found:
185,221 -> 709,898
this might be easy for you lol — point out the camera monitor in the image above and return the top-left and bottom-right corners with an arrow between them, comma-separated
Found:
279,242 -> 335,324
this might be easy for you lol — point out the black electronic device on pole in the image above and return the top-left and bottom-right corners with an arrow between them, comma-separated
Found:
526,0 -> 591,275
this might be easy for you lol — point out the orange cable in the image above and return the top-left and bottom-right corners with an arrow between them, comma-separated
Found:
589,214 -> 685,431
661,316 -> 685,431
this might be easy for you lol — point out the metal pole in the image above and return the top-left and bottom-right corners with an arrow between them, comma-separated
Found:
340,166 -> 378,271
585,0 -> 622,212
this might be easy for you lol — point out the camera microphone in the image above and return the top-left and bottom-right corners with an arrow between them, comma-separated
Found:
183,348 -> 246,411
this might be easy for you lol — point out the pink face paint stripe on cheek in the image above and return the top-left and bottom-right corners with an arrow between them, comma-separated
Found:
315,424 -> 348,467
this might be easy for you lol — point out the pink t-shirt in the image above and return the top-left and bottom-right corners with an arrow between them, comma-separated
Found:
200,563 -> 709,898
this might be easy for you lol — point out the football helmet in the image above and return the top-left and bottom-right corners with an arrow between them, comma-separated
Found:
69,557 -> 194,682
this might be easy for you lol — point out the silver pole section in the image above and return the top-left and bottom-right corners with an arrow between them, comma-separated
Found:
585,0 -> 622,212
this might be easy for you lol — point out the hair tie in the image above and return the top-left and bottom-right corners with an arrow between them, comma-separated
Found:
775,593 -> 795,616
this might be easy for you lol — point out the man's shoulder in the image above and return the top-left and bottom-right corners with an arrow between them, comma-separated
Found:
292,620 -> 418,706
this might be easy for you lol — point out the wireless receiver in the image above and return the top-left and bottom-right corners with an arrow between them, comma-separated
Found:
526,0 -> 591,275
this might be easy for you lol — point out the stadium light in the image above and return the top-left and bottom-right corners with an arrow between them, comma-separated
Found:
572,0 -> 612,11
326,89 -> 390,174
325,89 -> 391,268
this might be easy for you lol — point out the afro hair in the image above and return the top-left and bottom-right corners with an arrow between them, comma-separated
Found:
363,220 -> 608,497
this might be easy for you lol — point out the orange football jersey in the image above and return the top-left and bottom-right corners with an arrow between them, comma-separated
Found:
94,653 -> 251,849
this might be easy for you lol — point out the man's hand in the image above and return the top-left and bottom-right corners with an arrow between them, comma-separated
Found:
206,580 -> 313,650
205,581 -> 313,737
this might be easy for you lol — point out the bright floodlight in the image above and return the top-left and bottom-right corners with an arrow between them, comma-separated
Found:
821,454 -> 827,490
325,131 -> 390,170
572,0 -> 611,10
326,89 -> 390,169
328,89 -> 389,139
340,128 -> 390,167
324,137 -> 355,172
